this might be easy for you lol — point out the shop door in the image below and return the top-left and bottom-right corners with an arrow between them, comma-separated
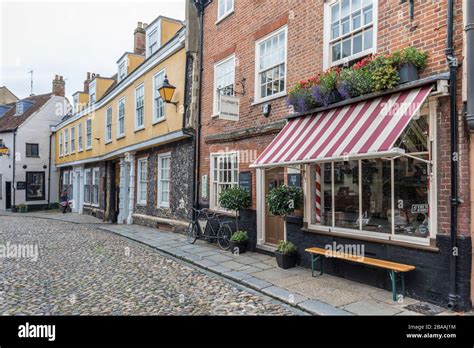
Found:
5,182 -> 11,209
265,168 -> 285,245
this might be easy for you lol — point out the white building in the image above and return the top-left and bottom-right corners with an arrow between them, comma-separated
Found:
0,76 -> 70,211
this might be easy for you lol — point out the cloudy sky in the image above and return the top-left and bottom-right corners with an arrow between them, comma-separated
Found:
0,0 -> 185,102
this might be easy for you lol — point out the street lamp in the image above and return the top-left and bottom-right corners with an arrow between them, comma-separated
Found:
159,75 -> 178,109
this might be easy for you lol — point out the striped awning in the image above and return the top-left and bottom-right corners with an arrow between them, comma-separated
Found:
252,85 -> 433,168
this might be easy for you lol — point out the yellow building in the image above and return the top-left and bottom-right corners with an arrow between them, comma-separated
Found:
53,16 -> 197,230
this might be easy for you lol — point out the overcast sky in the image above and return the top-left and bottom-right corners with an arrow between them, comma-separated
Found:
0,0 -> 185,103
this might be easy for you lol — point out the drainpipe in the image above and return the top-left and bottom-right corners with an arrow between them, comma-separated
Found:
446,0 -> 459,311
466,0 -> 474,129
47,131 -> 53,208
12,128 -> 17,210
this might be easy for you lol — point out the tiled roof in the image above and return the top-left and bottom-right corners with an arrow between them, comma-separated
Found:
0,93 -> 53,132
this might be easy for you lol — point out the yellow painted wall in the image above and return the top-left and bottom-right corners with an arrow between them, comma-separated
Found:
55,47 -> 186,165
96,78 -> 115,101
161,19 -> 182,45
74,92 -> 89,113
128,54 -> 145,74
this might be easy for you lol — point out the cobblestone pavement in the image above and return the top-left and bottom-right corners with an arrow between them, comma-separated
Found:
0,215 -> 298,315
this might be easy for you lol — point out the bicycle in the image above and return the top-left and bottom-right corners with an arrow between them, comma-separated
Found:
186,208 -> 233,250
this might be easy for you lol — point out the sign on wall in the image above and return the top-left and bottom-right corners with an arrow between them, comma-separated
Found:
239,172 -> 252,201
201,174 -> 208,200
0,147 -> 9,156
219,95 -> 239,121
288,173 -> 301,187
16,182 -> 26,190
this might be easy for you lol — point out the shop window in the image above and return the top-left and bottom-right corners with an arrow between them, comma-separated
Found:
25,143 -> 39,157
210,152 -> 238,211
137,158 -> 148,204
213,55 -> 235,115
26,172 -> 45,201
158,153 -> 171,208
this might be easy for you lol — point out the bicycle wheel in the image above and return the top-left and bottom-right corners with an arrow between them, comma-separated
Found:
186,221 -> 198,244
217,224 -> 232,250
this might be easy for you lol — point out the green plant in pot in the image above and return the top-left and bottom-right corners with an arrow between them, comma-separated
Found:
17,203 -> 28,213
370,54 -> 400,92
229,231 -> 249,254
218,186 -> 251,232
392,47 -> 428,84
275,240 -> 298,269
267,185 -> 303,217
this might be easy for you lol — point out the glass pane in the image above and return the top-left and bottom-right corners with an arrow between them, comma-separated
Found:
334,161 -> 360,230
341,16 -> 350,35
352,12 -> 361,30
364,28 -> 373,50
332,42 -> 341,61
393,157 -> 430,238
341,0 -> 350,17
352,0 -> 361,11
331,22 -> 340,39
363,5 -> 373,24
342,38 -> 351,58
312,164 -> 332,227
361,159 -> 392,234
394,113 -> 430,153
331,3 -> 340,22
353,33 -> 363,54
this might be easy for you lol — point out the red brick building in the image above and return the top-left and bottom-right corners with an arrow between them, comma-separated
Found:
196,0 -> 471,310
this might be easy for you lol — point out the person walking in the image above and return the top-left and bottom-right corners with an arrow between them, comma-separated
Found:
60,189 -> 69,214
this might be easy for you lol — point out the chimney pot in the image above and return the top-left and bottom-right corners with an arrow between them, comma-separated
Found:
52,74 -> 65,97
134,21 -> 146,55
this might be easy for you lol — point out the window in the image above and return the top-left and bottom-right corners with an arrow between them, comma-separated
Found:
217,0 -> 234,21
117,98 -> 125,137
210,152 -> 238,211
137,158 -> 148,204
86,119 -> 92,150
64,129 -> 69,155
15,101 -> 24,115
59,131 -> 63,156
89,81 -> 96,105
158,153 -> 171,207
0,139 -> 4,147
92,168 -> 100,205
84,169 -> 92,204
118,61 -> 127,81
70,127 -> 76,153
26,143 -> 39,157
309,111 -> 434,245
255,26 -> 287,102
135,84 -> 145,130
63,170 -> 73,200
26,172 -> 45,201
325,0 -> 376,67
148,29 -> 159,55
153,70 -> 166,122
213,55 -> 235,115
78,123 -> 83,151
105,107 -> 113,143
73,94 -> 79,114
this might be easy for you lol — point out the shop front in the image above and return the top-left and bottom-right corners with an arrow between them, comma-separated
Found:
252,80 -> 471,309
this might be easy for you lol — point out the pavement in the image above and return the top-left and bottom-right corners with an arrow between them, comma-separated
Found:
1,211 -> 463,316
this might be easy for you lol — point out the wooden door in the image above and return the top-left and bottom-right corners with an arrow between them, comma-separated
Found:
265,168 -> 285,245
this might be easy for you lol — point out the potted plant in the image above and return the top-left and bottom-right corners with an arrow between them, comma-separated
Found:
312,68 -> 341,106
287,77 -> 319,113
337,59 -> 373,99
218,186 -> 251,232
275,240 -> 298,269
370,54 -> 400,92
229,231 -> 248,254
17,203 -> 28,213
267,185 -> 303,218
392,47 -> 428,84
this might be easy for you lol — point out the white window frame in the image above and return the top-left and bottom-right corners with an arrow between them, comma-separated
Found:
117,97 -> 126,138
209,152 -> 239,212
59,130 -> 63,157
148,29 -> 159,56
92,167 -> 100,206
105,106 -> 113,143
323,0 -> 378,69
157,152 -> 171,208
217,0 -> 234,23
89,80 -> 97,105
134,84 -> 145,131
64,129 -> 69,155
153,69 -> 166,123
118,60 -> 127,82
86,118 -> 92,150
254,26 -> 288,104
213,55 -> 235,116
137,158 -> 148,205
84,168 -> 92,204
304,107 -> 436,247
77,123 -> 83,152
70,126 -> 76,154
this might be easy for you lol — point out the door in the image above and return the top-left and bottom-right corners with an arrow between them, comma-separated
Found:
5,181 -> 11,209
265,168 -> 285,245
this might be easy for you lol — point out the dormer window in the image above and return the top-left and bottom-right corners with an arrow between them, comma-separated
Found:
73,94 -> 79,114
148,29 -> 159,55
118,61 -> 127,81
14,100 -> 33,116
89,81 -> 97,105
15,101 -> 24,115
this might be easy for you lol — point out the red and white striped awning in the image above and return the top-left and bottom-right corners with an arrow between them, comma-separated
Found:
252,85 -> 433,168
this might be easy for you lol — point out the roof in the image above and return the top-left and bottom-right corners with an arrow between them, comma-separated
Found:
0,86 -> 19,104
0,93 -> 53,132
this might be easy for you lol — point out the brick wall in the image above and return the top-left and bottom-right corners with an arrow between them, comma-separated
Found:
200,0 -> 469,237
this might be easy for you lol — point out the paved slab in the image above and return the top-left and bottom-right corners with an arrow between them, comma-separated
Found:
342,300 -> 403,316
262,286 -> 308,305
299,299 -> 353,316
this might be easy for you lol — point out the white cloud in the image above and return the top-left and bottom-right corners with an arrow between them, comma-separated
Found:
0,0 -> 185,103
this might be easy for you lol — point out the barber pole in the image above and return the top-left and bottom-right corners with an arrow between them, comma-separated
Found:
315,164 -> 321,224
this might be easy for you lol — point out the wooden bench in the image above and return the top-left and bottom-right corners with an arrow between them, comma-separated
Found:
305,247 -> 416,302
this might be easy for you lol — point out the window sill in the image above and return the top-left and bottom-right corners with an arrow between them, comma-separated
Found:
215,10 -> 234,25
157,204 -> 170,209
152,117 -> 166,126
104,140 -> 112,145
252,92 -> 287,106
134,126 -> 145,133
85,148 -> 92,151
116,135 -> 126,140
26,156 -> 40,158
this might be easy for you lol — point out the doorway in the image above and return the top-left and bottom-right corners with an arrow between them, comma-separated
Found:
5,181 -> 11,209
264,168 -> 285,245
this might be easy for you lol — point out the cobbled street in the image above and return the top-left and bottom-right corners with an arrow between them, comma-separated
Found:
0,215 -> 297,315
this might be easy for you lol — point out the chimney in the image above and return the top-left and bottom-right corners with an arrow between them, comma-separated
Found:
52,75 -> 65,97
84,72 -> 91,93
134,22 -> 146,55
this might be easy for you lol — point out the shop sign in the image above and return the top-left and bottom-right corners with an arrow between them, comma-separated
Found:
411,204 -> 429,214
0,147 -> 9,156
239,172 -> 252,200
219,95 -> 239,121
288,173 -> 301,187
16,182 -> 26,190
